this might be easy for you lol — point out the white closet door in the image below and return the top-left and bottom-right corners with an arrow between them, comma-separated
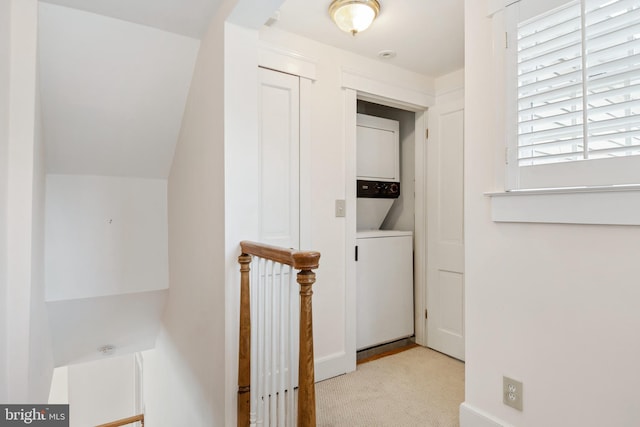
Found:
258,67 -> 300,249
426,97 -> 465,361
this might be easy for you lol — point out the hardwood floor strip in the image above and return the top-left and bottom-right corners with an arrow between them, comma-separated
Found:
357,342 -> 418,365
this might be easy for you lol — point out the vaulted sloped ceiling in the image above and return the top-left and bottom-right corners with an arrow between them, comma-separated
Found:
39,0 -> 220,39
38,2 -> 201,178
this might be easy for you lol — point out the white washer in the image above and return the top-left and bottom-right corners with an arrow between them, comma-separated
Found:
356,230 -> 414,350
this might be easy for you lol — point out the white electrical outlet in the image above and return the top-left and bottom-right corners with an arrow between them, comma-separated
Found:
503,376 -> 523,411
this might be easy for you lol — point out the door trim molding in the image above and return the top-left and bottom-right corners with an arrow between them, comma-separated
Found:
341,69 -> 435,110
413,110 -> 428,346
344,88 -> 359,375
299,78 -> 312,251
343,73 -> 430,367
258,42 -> 317,81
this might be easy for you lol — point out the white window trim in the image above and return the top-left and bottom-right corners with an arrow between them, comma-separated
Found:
487,185 -> 640,225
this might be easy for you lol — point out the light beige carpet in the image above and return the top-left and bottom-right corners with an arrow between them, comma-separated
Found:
316,347 -> 464,427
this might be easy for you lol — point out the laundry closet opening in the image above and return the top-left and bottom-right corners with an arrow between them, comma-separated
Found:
355,100 -> 417,360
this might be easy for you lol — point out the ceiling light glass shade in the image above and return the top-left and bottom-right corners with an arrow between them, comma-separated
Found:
329,0 -> 380,35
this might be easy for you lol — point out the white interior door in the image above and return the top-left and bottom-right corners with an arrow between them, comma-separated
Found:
258,67 -> 300,249
256,67 -> 301,392
426,97 -> 465,361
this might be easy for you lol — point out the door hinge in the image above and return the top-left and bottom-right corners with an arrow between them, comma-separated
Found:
425,309 -> 428,319
505,31 -> 509,49
355,245 -> 358,262
425,128 -> 429,139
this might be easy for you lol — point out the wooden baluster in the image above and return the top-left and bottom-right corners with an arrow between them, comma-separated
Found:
296,268 -> 317,427
237,254 -> 252,427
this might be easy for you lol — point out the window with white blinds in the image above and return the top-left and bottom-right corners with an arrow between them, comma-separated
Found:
509,0 -> 640,189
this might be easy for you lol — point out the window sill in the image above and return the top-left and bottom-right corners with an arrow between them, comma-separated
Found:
485,185 -> 640,225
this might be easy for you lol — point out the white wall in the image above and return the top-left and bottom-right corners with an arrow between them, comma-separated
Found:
68,355 -> 136,426
5,0 -> 54,402
6,0 -> 38,402
142,1 -> 237,425
462,1 -> 640,426
45,175 -> 169,300
435,68 -> 464,105
223,21 -> 261,427
0,0 -> 10,403
28,76 -> 55,402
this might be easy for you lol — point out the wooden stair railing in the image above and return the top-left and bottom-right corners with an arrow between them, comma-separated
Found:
95,414 -> 144,427
238,241 -> 321,427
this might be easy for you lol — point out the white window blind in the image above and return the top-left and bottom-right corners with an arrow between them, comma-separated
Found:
513,0 -> 640,186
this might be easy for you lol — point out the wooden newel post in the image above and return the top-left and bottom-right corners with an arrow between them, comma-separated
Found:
237,254 -> 252,427
297,269 -> 317,427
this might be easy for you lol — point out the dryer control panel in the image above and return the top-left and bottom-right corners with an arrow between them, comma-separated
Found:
357,179 -> 400,199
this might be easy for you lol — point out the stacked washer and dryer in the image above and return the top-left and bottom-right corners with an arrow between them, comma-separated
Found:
355,113 -> 414,351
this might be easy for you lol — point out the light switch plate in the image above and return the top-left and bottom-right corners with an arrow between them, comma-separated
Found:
335,199 -> 346,217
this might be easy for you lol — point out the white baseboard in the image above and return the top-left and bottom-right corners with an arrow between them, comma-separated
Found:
314,351 -> 356,382
460,403 -> 511,427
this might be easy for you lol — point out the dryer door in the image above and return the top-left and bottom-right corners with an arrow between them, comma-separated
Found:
356,113 -> 400,181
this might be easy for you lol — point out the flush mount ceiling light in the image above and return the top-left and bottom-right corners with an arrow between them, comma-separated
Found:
329,0 -> 381,36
